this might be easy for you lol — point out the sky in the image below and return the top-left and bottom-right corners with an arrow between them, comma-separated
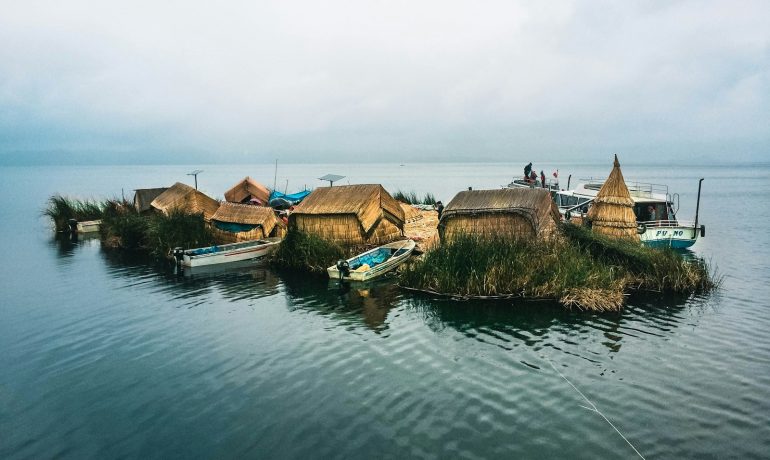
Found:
0,0 -> 768,165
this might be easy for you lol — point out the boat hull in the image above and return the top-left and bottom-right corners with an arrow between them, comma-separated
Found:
77,220 -> 102,233
639,224 -> 699,249
327,240 -> 416,282
182,238 -> 280,268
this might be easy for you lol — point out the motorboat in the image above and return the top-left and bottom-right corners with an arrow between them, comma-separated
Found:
328,239 -> 416,281
558,179 -> 706,249
174,237 -> 281,268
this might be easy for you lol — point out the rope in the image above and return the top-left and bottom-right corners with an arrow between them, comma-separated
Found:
546,358 -> 646,460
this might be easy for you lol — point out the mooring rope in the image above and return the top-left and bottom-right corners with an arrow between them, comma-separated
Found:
546,358 -> 646,460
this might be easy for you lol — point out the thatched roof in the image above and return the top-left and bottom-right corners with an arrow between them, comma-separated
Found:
133,187 -> 168,213
587,155 -> 639,240
211,202 -> 277,235
399,203 -> 420,222
291,184 -> 405,232
224,176 -> 270,204
441,188 -> 560,229
150,182 -> 220,221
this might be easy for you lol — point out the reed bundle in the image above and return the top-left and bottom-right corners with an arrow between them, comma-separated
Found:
587,155 -> 639,241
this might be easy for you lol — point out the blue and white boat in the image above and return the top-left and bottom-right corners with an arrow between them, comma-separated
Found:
557,179 -> 706,249
327,239 -> 416,281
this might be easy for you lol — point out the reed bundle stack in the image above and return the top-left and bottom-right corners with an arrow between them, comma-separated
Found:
586,155 -> 640,241
133,188 -> 168,214
289,184 -> 405,246
224,177 -> 271,204
210,202 -> 284,243
150,182 -> 220,221
439,188 -> 560,242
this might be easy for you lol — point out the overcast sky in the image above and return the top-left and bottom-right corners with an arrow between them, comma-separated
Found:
1,0 -> 768,165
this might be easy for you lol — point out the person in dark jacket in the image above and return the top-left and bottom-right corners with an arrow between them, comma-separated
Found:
540,170 -> 546,188
436,201 -> 444,220
524,162 -> 532,180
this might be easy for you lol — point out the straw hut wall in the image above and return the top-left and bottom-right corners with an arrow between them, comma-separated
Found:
439,188 -> 560,242
133,187 -> 168,214
210,202 -> 284,243
586,155 -> 640,241
150,182 -> 220,221
289,184 -> 405,246
224,177 -> 271,205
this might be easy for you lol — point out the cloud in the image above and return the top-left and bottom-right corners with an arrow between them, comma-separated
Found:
1,0 -> 768,164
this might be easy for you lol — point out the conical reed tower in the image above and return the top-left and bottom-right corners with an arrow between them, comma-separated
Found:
586,155 -> 640,241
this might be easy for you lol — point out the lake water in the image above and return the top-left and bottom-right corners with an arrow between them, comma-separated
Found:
1,161 -> 769,459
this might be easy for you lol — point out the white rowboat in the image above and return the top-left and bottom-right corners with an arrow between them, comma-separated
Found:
77,219 -> 102,233
178,238 -> 281,268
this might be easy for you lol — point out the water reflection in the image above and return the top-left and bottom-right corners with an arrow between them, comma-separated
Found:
280,272 -> 402,332
98,249 -> 281,303
402,291 -> 695,355
49,232 -> 101,259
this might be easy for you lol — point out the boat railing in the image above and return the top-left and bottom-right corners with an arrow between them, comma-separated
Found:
563,197 -> 595,215
638,219 -> 694,228
580,178 -> 669,198
507,177 -> 560,191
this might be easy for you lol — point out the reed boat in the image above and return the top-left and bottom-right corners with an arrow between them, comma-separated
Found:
328,239 -> 416,281
559,179 -> 706,249
174,237 -> 281,268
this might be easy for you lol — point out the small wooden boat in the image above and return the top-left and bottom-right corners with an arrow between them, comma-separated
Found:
327,239 -> 416,281
77,219 -> 102,233
175,237 -> 281,268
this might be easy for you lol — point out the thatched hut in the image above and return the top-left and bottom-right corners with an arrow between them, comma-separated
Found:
224,177 -> 270,205
439,188 -> 560,241
150,182 -> 220,221
586,155 -> 640,241
289,184 -> 405,246
210,202 -> 284,243
133,187 -> 168,214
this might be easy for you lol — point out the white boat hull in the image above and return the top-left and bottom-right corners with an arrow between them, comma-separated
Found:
182,238 -> 281,268
77,220 -> 102,233
327,240 -> 416,282
638,222 -> 701,249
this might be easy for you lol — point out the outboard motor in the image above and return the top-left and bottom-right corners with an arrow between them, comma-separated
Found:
67,218 -> 79,242
172,247 -> 185,267
336,259 -> 350,280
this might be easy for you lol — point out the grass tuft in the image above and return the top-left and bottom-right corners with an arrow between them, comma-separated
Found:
44,195 -> 104,231
272,228 -> 346,274
400,227 -> 717,311
145,209 -> 214,259
393,190 -> 437,205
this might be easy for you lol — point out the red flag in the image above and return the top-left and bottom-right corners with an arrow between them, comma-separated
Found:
553,170 -> 558,178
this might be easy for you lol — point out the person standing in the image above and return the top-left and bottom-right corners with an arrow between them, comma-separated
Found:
436,201 -> 444,220
524,162 -> 532,180
540,170 -> 546,188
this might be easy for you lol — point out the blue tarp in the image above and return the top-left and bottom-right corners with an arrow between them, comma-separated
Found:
350,248 -> 390,270
268,189 -> 311,204
213,221 -> 258,233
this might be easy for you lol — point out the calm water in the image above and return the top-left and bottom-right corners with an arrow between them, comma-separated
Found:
1,162 -> 769,459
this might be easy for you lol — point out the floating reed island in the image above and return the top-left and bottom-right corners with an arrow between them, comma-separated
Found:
44,156 -> 716,311
399,157 -> 717,310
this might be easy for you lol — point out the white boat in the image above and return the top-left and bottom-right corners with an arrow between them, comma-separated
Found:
175,237 -> 281,268
76,219 -> 102,233
327,239 -> 416,281
557,179 -> 705,249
